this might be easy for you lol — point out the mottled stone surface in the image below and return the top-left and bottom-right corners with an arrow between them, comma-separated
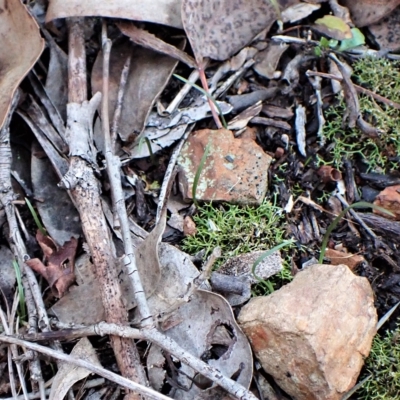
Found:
177,128 -> 272,205
238,264 -> 377,400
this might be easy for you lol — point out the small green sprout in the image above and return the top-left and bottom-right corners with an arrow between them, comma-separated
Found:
25,197 -> 46,236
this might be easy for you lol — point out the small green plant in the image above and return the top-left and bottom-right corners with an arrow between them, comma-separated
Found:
182,199 -> 294,292
356,323 -> 400,399
25,197 -> 46,236
320,57 -> 400,171
314,28 -> 365,57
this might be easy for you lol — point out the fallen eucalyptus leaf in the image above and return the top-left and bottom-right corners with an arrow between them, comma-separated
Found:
46,0 -> 183,28
49,338 -> 101,400
0,0 -> 44,129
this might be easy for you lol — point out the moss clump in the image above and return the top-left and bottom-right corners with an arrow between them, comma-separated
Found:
181,199 -> 293,292
321,57 -> 400,171
357,324 -> 400,399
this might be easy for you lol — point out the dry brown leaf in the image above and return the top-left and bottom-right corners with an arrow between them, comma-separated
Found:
117,23 -> 196,69
0,0 -> 44,129
340,0 -> 400,27
92,40 -> 186,142
46,0 -> 183,28
49,338 -> 101,400
325,248 -> 365,270
368,6 -> 400,51
182,0 -> 298,64
26,231 -> 78,298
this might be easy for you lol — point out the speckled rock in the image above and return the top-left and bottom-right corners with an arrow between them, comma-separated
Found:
238,264 -> 377,400
177,128 -> 272,205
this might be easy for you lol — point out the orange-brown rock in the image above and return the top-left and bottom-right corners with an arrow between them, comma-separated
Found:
238,264 -> 377,400
177,129 -> 272,205
373,185 -> 400,220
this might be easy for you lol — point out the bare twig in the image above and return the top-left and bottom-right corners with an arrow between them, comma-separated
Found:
17,321 -> 259,400
111,53 -> 132,149
61,18 -> 145,395
101,23 -> 153,334
0,92 -> 47,398
155,126 -> 193,223
0,335 -> 170,400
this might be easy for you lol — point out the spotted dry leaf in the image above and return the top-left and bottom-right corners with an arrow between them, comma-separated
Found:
182,0 -> 298,64
341,0 -> 400,27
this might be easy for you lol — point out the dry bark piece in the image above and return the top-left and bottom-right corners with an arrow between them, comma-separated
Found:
373,185 -> 400,220
26,231 -> 78,298
0,0 -> 44,129
182,0 -> 299,63
340,0 -> 400,27
46,0 -> 184,28
238,264 -> 377,400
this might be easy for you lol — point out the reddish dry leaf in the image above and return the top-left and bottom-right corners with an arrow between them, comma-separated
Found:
341,0 -> 400,27
46,0 -> 183,28
26,231 -> 78,298
181,0 -> 298,64
0,0 -> 44,129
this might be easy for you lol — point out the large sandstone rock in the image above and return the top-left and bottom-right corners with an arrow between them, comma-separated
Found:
177,128 -> 272,205
238,264 -> 377,400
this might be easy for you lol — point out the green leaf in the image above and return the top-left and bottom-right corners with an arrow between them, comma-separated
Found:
315,15 -> 352,40
338,28 -> 365,52
25,197 -> 46,236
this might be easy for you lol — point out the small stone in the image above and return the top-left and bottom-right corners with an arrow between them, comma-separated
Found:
373,185 -> 400,220
238,264 -> 377,400
183,215 -> 197,236
177,128 -> 272,205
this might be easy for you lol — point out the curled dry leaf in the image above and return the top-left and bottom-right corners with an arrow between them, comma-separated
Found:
182,0 -> 299,64
26,231 -> 78,298
0,0 -> 44,129
46,0 -> 183,28
148,290 -> 253,399
49,338 -> 101,400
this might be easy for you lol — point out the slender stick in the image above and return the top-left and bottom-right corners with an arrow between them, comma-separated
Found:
64,18 -> 145,395
17,321 -> 259,400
